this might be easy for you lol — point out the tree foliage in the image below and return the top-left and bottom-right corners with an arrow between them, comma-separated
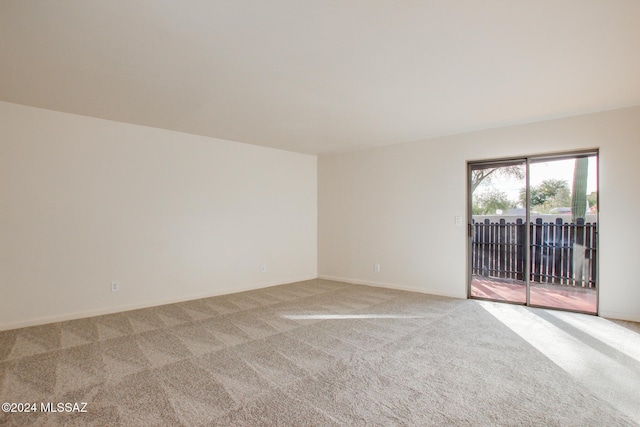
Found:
519,179 -> 571,213
473,190 -> 516,215
587,191 -> 597,211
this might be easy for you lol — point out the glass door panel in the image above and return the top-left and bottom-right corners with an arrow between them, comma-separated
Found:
528,155 -> 598,313
470,161 -> 527,304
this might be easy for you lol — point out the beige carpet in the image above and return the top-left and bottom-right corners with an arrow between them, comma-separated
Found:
0,279 -> 638,426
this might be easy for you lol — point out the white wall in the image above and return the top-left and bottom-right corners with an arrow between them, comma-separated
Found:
319,106 -> 640,322
0,102 -> 317,330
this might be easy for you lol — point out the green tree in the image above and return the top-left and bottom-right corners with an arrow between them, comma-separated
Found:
519,179 -> 571,213
473,190 -> 516,215
587,191 -> 597,212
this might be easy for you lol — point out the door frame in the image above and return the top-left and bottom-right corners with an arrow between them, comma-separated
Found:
467,149 -> 599,315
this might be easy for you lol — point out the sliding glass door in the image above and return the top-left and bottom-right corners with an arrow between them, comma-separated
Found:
469,161 -> 527,304
528,155 -> 598,313
468,152 -> 598,314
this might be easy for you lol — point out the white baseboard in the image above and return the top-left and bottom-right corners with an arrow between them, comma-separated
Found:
317,275 -> 467,299
0,275 -> 317,331
598,311 -> 640,323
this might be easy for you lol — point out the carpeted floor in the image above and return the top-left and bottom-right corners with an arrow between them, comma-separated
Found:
0,279 -> 638,426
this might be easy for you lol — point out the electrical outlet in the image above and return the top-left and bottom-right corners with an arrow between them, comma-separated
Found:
111,281 -> 120,292
455,216 -> 462,226
261,264 -> 267,273
374,263 -> 380,272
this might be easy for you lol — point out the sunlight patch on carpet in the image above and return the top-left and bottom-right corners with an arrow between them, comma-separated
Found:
477,300 -> 640,422
547,310 -> 640,364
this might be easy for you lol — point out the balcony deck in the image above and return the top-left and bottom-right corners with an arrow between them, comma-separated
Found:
471,277 -> 597,313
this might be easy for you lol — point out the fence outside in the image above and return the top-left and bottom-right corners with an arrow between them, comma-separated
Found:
471,217 -> 597,288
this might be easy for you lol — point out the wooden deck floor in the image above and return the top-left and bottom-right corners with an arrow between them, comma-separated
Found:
471,277 -> 597,313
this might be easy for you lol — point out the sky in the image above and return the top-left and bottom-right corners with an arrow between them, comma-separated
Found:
530,157 -> 597,193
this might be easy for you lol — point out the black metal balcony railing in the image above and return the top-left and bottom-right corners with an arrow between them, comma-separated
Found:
471,217 -> 597,289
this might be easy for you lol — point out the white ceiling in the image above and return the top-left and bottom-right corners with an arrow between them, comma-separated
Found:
1,1 -> 639,155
